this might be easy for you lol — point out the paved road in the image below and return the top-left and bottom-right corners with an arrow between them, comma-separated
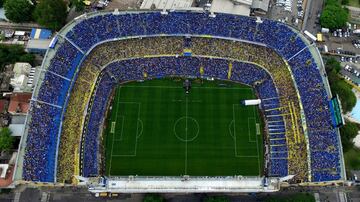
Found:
302,0 -> 324,33
3,185 -> 360,202
0,21 -> 42,31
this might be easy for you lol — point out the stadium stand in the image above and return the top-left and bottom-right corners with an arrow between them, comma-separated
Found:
21,11 -> 343,184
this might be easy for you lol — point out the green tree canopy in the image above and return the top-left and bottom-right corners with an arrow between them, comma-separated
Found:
19,54 -> 36,65
320,0 -> 349,30
33,0 -> 67,30
324,57 -> 359,154
325,58 -> 356,112
205,196 -> 230,202
0,128 -> 15,152
341,0 -> 349,5
70,0 -> 85,12
4,0 -> 34,23
328,71 -> 356,112
340,120 -> 360,152
0,44 -> 35,71
143,194 -> 164,202
325,57 -> 342,73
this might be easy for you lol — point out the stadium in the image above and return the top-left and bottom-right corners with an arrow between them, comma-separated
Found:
13,10 -> 346,192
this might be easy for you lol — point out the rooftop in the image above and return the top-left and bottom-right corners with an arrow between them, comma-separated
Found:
251,0 -> 270,12
26,39 -> 51,50
8,124 -> 24,137
8,93 -> 31,114
30,28 -> 52,40
211,0 -> 251,16
140,0 -> 193,9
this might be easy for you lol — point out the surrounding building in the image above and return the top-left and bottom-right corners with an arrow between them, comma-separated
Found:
30,28 -> 52,40
140,0 -> 194,10
7,93 -> 31,115
140,0 -> 269,16
26,39 -> 51,54
8,124 -> 24,137
10,63 -> 38,93
251,0 -> 270,15
26,28 -> 52,54
211,0 -> 252,16
0,65 -> 13,93
8,115 -> 26,137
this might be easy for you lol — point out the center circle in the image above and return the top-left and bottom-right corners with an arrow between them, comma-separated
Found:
174,117 -> 199,142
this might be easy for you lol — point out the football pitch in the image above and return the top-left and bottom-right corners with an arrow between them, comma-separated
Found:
104,78 -> 263,176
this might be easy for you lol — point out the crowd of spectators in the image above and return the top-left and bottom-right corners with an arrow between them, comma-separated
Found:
23,11 -> 341,183
23,102 -> 62,182
23,40 -> 84,182
83,72 -> 116,177
288,49 -> 341,181
47,41 -> 83,79
57,60 -> 100,182
58,37 -> 185,182
66,12 -> 257,53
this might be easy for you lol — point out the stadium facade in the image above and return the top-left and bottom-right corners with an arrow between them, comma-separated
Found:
13,10 -> 346,192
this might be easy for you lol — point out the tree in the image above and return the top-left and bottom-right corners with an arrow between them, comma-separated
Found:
341,0 -> 349,5
33,0 -> 67,31
71,0 -> 85,12
19,54 -> 35,65
320,0 -> 349,30
0,44 -> 35,71
0,0 -> 5,8
340,120 -> 360,152
325,57 -> 341,73
205,196 -> 229,202
143,194 -> 164,202
325,58 -> 356,112
0,128 -> 14,152
328,71 -> 356,112
4,0 -> 34,23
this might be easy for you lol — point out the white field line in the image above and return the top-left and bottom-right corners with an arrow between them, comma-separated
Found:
122,85 -> 252,90
185,96 -> 188,175
248,117 -> 257,143
232,104 -> 237,157
233,104 -> 261,167
111,102 -> 140,157
109,87 -> 121,174
252,105 -> 261,176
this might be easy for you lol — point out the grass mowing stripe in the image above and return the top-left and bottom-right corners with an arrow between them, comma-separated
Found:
104,78 -> 263,176
108,87 -> 121,174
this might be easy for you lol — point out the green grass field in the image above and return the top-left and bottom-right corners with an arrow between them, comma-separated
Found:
104,78 -> 263,176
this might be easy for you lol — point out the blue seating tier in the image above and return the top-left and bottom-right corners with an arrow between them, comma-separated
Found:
23,11 -> 341,182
